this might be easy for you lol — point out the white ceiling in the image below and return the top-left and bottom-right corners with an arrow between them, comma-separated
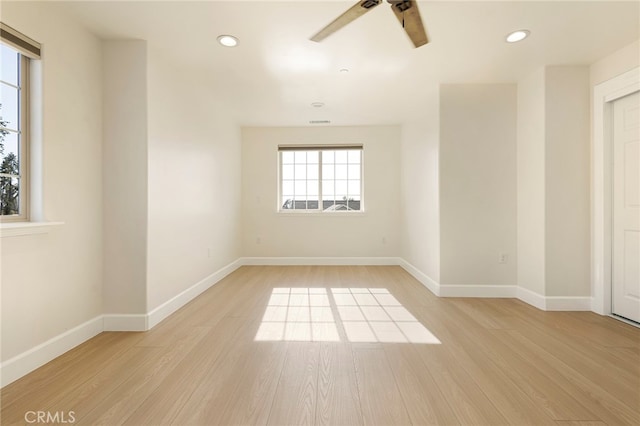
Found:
58,0 -> 639,126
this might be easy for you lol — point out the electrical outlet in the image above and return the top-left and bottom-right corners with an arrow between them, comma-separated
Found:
499,253 -> 508,264
256,237 -> 261,244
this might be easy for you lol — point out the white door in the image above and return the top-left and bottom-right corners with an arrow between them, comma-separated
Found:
612,90 -> 640,323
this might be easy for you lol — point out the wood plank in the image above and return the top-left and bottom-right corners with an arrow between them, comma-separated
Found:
484,329 -> 600,421
2,344 -> 155,426
352,347 -> 411,426
315,343 -> 363,426
267,342 -> 319,426
502,327 -> 640,425
602,345 -> 640,374
195,341 -> 287,425
552,311 -> 640,348
383,344 -> 458,425
417,303 -> 556,425
170,316 -> 286,425
75,326 -> 210,425
511,314 -> 640,407
122,316 -> 255,425
443,303 -> 601,421
0,332 -> 143,420
453,298 -> 517,329
413,343 -> 510,425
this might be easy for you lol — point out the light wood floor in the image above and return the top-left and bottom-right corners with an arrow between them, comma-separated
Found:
2,266 -> 639,425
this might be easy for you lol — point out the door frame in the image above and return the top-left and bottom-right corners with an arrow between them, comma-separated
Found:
592,66 -> 640,315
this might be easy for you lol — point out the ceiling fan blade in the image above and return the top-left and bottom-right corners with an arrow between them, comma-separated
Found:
390,0 -> 429,48
311,0 -> 382,42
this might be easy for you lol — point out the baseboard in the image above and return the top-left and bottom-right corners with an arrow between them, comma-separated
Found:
439,285 -> 517,298
544,296 -> 593,311
147,258 -> 244,329
397,259 -> 440,296
241,256 -> 401,266
397,260 -> 517,299
0,315 -> 103,388
516,286 -> 547,310
516,287 -> 592,311
400,261 -> 593,312
103,314 -> 148,332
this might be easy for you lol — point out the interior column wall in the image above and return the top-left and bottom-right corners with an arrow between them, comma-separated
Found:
516,68 -> 546,295
400,102 -> 441,282
102,40 -> 148,315
544,66 -> 591,297
439,84 -> 518,287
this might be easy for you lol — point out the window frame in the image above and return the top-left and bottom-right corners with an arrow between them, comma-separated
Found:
277,145 -> 364,214
0,47 -> 30,222
0,23 -> 39,223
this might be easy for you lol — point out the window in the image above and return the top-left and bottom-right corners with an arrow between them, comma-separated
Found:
0,43 -> 28,220
0,23 -> 39,222
279,144 -> 363,212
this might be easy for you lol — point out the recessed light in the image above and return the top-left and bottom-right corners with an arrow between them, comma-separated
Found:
340,68 -> 349,73
506,30 -> 530,43
217,35 -> 239,47
311,102 -> 325,108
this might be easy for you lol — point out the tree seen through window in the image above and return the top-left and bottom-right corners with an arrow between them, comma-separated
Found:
0,42 -> 23,217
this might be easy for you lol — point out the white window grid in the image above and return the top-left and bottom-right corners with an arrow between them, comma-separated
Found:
279,149 -> 362,212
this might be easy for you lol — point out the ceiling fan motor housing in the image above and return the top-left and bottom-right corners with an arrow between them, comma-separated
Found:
388,0 -> 413,12
361,0 -> 381,9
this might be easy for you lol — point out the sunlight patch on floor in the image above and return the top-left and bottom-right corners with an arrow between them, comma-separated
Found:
254,287 -> 440,344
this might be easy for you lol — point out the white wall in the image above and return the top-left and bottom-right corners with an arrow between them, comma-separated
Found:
146,49 -> 242,311
1,2 -> 103,361
439,84 -> 518,286
545,66 -> 591,297
590,40 -> 640,87
102,40 -> 148,315
516,66 -> 594,298
516,68 -> 546,295
102,42 -> 243,315
241,126 -> 401,258
400,100 -> 440,281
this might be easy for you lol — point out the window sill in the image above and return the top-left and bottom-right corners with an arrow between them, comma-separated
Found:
277,211 -> 367,217
0,221 -> 64,238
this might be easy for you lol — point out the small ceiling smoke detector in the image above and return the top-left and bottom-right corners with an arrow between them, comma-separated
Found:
309,120 -> 331,124
340,68 -> 349,73
311,102 -> 325,108
505,30 -> 530,43
217,35 -> 239,47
